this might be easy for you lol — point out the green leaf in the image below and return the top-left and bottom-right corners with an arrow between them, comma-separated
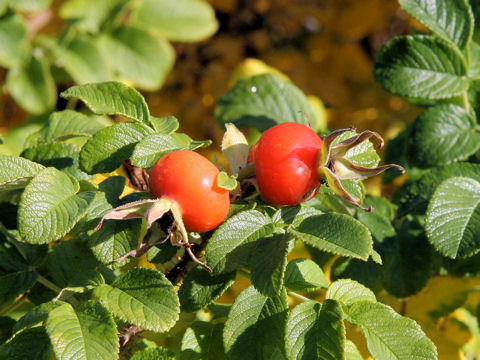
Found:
215,74 -> 320,132
181,321 -> 227,360
326,279 -> 377,305
25,110 -> 107,148
131,347 -> 176,360
469,41 -> 480,78
89,219 -> 141,267
373,35 -> 468,100
381,220 -> 433,298
150,116 -> 179,134
395,163 -> 480,216
0,268 -> 37,306
61,82 -> 150,124
332,131 -> 380,169
206,210 -> 275,274
285,299 -> 345,360
223,285 -> 288,359
178,267 -> 235,313
130,133 -> 210,169
48,36 -> 112,84
129,0 -> 218,42
344,301 -> 437,360
356,195 -> 396,243
59,0 -> 125,33
284,258 -> 329,292
99,25 -> 175,91
12,301 -> 62,335
216,171 -> 238,191
6,54 -> 56,115
79,121 -> 154,174
410,104 -> 480,167
45,301 -> 118,360
290,213 -> 372,260
94,268 -> 180,332
0,327 -> 51,360
250,233 -> 290,296
0,317 -> 15,344
0,155 -> 44,192
345,340 -> 363,360
18,167 -> 95,244
272,206 -> 323,227
22,142 -> 89,179
146,241 -> 178,264
426,176 -> 480,258
0,13 -> 29,69
399,0 -> 473,49
9,0 -> 52,13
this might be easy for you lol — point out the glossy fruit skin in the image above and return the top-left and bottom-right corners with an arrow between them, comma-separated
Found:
149,150 -> 230,232
254,123 -> 323,206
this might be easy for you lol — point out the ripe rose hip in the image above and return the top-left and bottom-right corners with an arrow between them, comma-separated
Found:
149,150 -> 230,232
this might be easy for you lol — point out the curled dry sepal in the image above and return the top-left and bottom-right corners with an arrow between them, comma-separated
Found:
95,198 -> 212,271
318,127 -> 405,211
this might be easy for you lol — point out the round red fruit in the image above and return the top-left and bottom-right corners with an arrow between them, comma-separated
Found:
149,150 -> 230,232
254,122 -> 323,206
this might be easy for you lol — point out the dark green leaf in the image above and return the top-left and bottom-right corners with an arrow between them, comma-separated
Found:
272,206 -> 322,227
291,213 -> 372,260
131,347 -> 176,360
179,267 -> 235,313
0,327 -> 51,360
99,25 -> 175,91
79,121 -> 154,174
250,233 -> 290,296
284,258 -> 329,292
129,0 -> 218,42
223,285 -> 288,359
399,0 -> 473,49
215,74 -> 320,132
206,210 -> 275,274
94,268 -> 180,332
409,104 -> 480,167
374,35 -> 468,100
0,317 -> 15,344
181,321 -> 227,360
18,167 -> 95,244
426,176 -> 480,258
61,81 -> 150,124
12,301 -> 62,335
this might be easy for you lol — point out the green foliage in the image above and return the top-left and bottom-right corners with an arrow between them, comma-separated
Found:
284,258 -> 329,292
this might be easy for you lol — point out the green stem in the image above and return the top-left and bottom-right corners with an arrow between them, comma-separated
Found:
237,268 -> 311,303
462,91 -> 471,113
36,274 -> 62,294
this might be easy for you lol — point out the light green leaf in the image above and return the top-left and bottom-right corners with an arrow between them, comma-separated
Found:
326,279 -> 377,306
99,25 -> 175,91
61,81 -> 150,124
290,213 -> 372,260
469,41 -> 480,78
9,0 -> 52,13
94,268 -> 180,332
344,301 -> 437,360
129,0 -> 218,42
48,36 -> 112,84
6,54 -> 56,115
130,133 -> 209,169
150,116 -> 179,134
25,110 -> 108,147
409,104 -> 480,167
373,35 -> 468,100
46,301 -> 118,360
0,327 -> 51,360
0,155 -> 44,192
181,322 -> 227,360
250,233 -> 290,296
178,267 -> 235,313
285,299 -> 345,360
131,347 -> 176,360
345,340 -> 364,360
426,176 -> 480,258
332,131 -> 380,169
0,13 -> 29,69
18,167 -> 95,244
399,0 -> 473,49
223,285 -> 288,359
215,74 -> 320,132
284,258 -> 329,292
216,171 -> 238,191
206,210 -> 275,274
79,121 -> 154,174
